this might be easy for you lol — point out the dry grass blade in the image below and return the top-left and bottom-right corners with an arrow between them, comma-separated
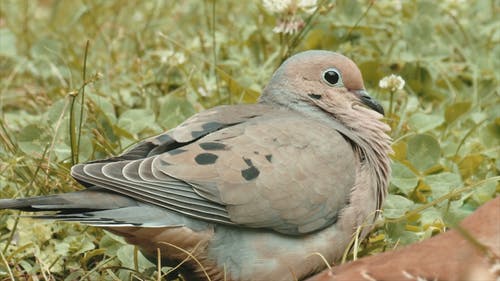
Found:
306,252 -> 332,270
0,250 -> 14,281
159,242 -> 212,281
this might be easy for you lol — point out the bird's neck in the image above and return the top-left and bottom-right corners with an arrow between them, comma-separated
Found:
336,106 -> 392,210
259,96 -> 392,210
290,103 -> 392,210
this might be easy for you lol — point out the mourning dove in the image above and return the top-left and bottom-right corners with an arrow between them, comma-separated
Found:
307,197 -> 500,281
0,50 -> 392,281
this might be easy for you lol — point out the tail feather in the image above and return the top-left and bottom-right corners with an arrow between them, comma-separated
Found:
0,188 -> 199,228
0,187 -> 138,213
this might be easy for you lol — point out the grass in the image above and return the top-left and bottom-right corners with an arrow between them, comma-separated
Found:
0,0 -> 499,280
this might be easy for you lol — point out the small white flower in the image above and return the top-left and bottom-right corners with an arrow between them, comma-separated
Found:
379,74 -> 405,92
263,0 -> 292,13
263,0 -> 317,14
440,0 -> 466,16
198,86 -> 209,97
152,50 -> 186,66
297,0 -> 317,14
272,18 -> 305,34
444,0 -> 466,5
393,0 -> 403,11
263,0 -> 317,35
171,53 -> 186,65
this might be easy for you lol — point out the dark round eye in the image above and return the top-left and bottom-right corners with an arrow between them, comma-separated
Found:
322,68 -> 342,86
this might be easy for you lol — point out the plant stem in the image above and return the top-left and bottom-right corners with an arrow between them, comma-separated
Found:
389,90 -> 394,117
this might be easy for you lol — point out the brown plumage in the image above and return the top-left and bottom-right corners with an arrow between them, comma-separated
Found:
0,50 -> 391,281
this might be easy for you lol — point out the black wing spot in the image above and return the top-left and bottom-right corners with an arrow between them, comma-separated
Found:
199,142 -> 227,151
242,157 -> 252,166
241,157 -> 260,181
167,148 -> 187,155
191,122 -> 223,139
265,154 -> 273,162
155,133 -> 174,144
195,153 -> 219,165
202,121 -> 223,130
241,166 -> 260,181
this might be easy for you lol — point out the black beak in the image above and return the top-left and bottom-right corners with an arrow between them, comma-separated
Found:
355,90 -> 384,115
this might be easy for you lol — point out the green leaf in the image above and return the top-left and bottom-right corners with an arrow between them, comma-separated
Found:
47,99 -> 69,124
76,133 -> 93,162
458,154 -> 484,179
0,28 -> 17,57
116,244 -> 154,271
158,95 -> 196,129
88,93 -> 117,124
30,38 -> 62,60
383,194 -> 414,219
424,172 -> 462,200
478,121 -> 500,159
445,102 -> 471,123
443,200 -> 473,226
72,236 -> 96,256
408,113 -> 444,133
390,162 -> 418,195
419,207 -> 442,227
65,272 -> 83,281
407,134 -> 440,171
337,0 -> 362,20
469,111 -> 488,124
17,124 -> 50,156
470,181 -> 496,205
396,230 -> 425,245
99,232 -> 126,257
117,108 -> 157,135
116,245 -> 136,269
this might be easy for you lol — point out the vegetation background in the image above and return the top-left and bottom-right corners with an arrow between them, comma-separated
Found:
0,0 -> 498,280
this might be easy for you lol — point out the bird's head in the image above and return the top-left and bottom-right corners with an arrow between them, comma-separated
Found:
260,50 -> 385,122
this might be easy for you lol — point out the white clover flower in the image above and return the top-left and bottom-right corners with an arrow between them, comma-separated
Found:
393,0 -> 403,11
263,0 -> 317,14
171,53 -> 186,65
272,18 -> 305,34
297,0 -> 318,14
379,74 -> 405,92
152,50 -> 186,66
263,0 -> 292,13
263,0 -> 317,34
198,86 -> 209,97
441,0 -> 466,16
444,0 -> 466,5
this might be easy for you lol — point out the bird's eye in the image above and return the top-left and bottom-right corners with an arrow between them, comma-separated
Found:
322,68 -> 343,87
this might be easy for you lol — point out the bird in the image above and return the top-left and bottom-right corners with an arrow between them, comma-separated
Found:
0,50 -> 392,281
306,197 -> 500,281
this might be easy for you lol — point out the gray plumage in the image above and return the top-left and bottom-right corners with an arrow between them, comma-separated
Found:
0,50 -> 391,281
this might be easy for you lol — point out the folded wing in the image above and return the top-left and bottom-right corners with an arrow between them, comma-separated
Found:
71,104 -> 357,235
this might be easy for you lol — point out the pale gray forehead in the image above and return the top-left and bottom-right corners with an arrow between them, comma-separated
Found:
278,50 -> 365,90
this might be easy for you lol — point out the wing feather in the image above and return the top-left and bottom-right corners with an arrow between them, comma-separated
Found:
71,105 -> 358,235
